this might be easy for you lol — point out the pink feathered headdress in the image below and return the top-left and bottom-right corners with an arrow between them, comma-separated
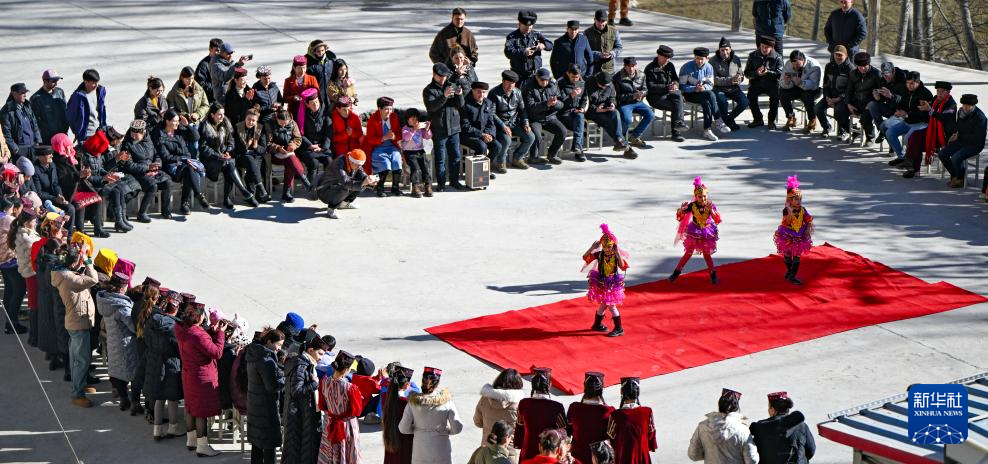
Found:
692,176 -> 707,195
786,174 -> 802,200
599,223 -> 617,245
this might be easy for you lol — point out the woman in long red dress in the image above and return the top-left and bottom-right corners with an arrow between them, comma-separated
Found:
317,351 -> 363,464
174,302 -> 227,457
607,377 -> 656,464
382,366 -> 414,464
567,372 -> 614,464
515,368 -> 567,461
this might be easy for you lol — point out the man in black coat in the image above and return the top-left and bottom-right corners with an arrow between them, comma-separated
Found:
868,61 -> 907,143
430,8 -> 479,66
585,71 -> 636,158
824,0 -> 868,56
460,82 -> 503,173
550,21 -> 593,79
244,336 -> 286,463
557,64 -> 589,161
1,83 -> 43,160
744,36 -> 784,129
524,68 -> 567,165
31,146 -> 76,234
305,39 -> 337,107
644,45 -> 686,142
504,10 -> 553,85
750,392 -> 816,464
316,151 -> 376,219
836,51 -> 881,144
422,63 -> 466,191
612,57 -> 653,147
813,46 -> 852,136
30,70 -> 70,145
297,92 -> 333,185
195,38 -> 222,103
939,94 -> 987,187
752,0 -> 791,54
489,70 -> 536,170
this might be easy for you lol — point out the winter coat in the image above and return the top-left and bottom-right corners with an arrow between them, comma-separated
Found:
166,80 -> 210,122
821,60 -> 853,100
133,92 -> 169,132
516,397 -> 567,461
952,106 -> 987,152
0,100 -> 42,150
430,23 -> 479,65
688,412 -> 758,464
306,51 -> 338,105
423,79 -> 465,138
246,342 -> 286,449
66,83 -> 107,142
283,73 -> 320,121
587,81 -> 617,111
330,110 -> 363,157
14,227 -> 40,278
644,59 -> 679,101
749,411 -> 816,464
265,119 -> 302,159
230,349 -> 248,414
96,290 -> 138,381
876,68 -> 908,107
567,401 -> 614,464
450,66 -> 479,96
363,109 -> 401,157
218,343 -> 237,410
299,105 -> 333,155
524,79 -> 563,123
488,84 -> 528,127
474,384 -> 524,446
557,77 -> 589,114
845,66 -> 881,109
752,0 -> 792,37
468,444 -> 515,464
118,134 -> 158,177
210,55 -> 238,103
225,86 -> 252,126
679,60 -> 716,93
156,127 -> 199,181
779,56 -> 822,91
613,68 -> 647,106
550,32 -> 593,79
710,52 -> 744,92
896,84 -> 934,124
30,161 -> 63,203
584,24 -> 623,75
610,406 -> 657,464
744,50 -> 784,85
824,7 -> 867,52
399,388 -> 464,464
30,87 -> 69,143
251,81 -> 284,125
282,352 -> 322,464
195,55 -> 213,95
175,322 -> 225,417
34,247 -> 59,355
504,29 -> 553,79
143,312 -> 183,401
51,264 -> 98,332
461,97 -> 498,140
198,118 -> 235,181
316,155 -> 367,206
234,121 -> 268,161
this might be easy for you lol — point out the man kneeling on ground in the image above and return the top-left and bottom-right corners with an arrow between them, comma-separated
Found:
315,149 -> 378,219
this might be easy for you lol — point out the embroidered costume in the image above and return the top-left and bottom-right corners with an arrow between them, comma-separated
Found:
670,176 -> 722,284
774,175 -> 813,284
582,224 -> 630,337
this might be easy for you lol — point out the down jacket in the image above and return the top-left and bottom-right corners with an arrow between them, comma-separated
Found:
688,412 -> 759,464
473,384 -> 524,446
399,388 -> 464,464
246,342 -> 286,449
14,227 -> 40,278
175,322 -> 225,417
96,289 -> 138,381
749,411 -> 816,464
143,312 -> 183,401
281,352 -> 322,464
51,264 -> 98,332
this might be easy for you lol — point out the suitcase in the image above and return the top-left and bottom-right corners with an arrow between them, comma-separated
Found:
463,155 -> 490,190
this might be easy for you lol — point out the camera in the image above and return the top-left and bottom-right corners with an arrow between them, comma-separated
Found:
246,54 -> 254,60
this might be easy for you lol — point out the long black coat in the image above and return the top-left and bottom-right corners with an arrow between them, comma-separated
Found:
246,342 -> 285,449
143,312 -> 183,401
423,79 -> 464,138
281,353 -> 322,464
35,249 -> 60,356
749,411 -> 816,464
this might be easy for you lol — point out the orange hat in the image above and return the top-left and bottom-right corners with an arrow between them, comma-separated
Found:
347,149 -> 366,166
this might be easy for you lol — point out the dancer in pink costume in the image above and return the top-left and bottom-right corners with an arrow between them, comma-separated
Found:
669,176 -> 722,284
773,175 -> 814,284
582,224 -> 630,337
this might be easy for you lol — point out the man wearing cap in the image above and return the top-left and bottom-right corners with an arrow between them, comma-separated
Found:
901,81 -> 957,178
680,47 -> 727,141
644,45 -> 686,142
587,71 -> 636,156
251,66 -> 284,125
55,243 -> 99,408
752,0 -> 791,55
824,0 -> 867,56
195,38 -> 223,102
940,94 -> 987,188
750,392 -> 815,462
687,388 -> 759,463
30,71 -> 70,144
424,63 -> 466,191
710,38 -> 749,133
210,42 -> 250,104
884,71 -> 932,165
460,81 -> 504,173
489,70 -> 536,170
868,61 -> 908,143
525,68 -> 568,165
66,69 -> 107,144
305,39 -> 338,106
567,372 -> 615,464
31,146 -> 76,234
315,149 -> 377,219
557,64 -> 589,161
585,9 -> 624,76
613,56 -> 654,147
431,8 -> 478,66
551,20 -> 593,80
399,366 -> 464,464
836,51 -> 881,144
778,50 -> 822,132
1,83 -> 42,160
744,36 -> 784,129
505,10 -> 553,85
813,46 -> 853,137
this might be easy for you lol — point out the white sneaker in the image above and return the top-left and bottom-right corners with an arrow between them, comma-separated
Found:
839,132 -> 851,143
703,129 -> 719,141
327,208 -> 338,219
716,120 -> 732,134
340,201 -> 357,210
195,437 -> 221,457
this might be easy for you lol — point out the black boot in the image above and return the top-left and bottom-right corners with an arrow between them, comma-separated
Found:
788,258 -> 802,285
254,183 -> 270,203
282,185 -> 295,203
783,256 -> 793,280
115,200 -> 134,231
710,270 -> 719,285
222,181 -> 235,209
196,193 -> 210,209
668,268 -> 682,282
390,170 -> 402,196
229,169 -> 258,207
90,203 -> 110,237
136,190 -> 155,223
376,172 -> 388,197
159,187 -> 173,219
591,313 -> 608,332
607,316 -> 624,337
298,174 -> 312,191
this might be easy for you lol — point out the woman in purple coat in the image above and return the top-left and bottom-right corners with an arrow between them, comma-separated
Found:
175,302 -> 227,457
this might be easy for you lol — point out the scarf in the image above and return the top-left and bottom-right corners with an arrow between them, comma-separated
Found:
50,133 -> 78,166
924,97 -> 950,164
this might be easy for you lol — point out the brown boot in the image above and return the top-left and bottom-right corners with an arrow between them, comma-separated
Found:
782,116 -> 797,132
949,177 -> 964,188
423,183 -> 434,197
411,184 -> 422,198
802,118 -> 817,135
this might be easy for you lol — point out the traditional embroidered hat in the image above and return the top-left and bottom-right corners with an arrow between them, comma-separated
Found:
292,55 -> 306,66
143,276 -> 161,288
129,119 -> 147,132
233,67 -> 247,78
532,367 -> 552,394
620,377 -> 641,400
721,388 -> 742,401
599,223 -> 618,246
423,366 -> 443,378
392,366 -> 414,384
768,391 -> 789,401
333,350 -> 355,371
256,66 -> 272,77
110,272 -> 129,287
180,292 -> 197,304
584,371 -> 605,397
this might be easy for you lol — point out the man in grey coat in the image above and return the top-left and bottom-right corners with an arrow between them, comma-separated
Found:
210,42 -> 250,104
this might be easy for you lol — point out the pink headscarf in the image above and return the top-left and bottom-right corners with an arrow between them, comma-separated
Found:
297,87 -> 320,135
50,133 -> 78,166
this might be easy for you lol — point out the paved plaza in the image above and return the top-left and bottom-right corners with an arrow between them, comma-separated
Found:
0,1 -> 986,463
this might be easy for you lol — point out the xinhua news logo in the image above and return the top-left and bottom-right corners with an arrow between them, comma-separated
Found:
908,384 -> 968,445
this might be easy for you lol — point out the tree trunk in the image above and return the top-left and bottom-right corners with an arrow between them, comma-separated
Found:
731,0 -> 742,32
957,0 -> 983,69
913,0 -> 925,58
812,0 -> 823,41
896,0 -> 912,55
924,0 -> 935,60
932,0 -> 973,66
868,0 -> 882,56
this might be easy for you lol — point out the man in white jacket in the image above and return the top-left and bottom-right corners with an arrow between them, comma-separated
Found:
688,388 -> 759,464
398,366 -> 464,464
778,50 -> 822,133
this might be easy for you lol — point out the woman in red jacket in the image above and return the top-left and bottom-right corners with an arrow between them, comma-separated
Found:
284,55 -> 320,122
521,429 -> 565,464
331,96 -> 364,159
175,302 -> 227,457
364,97 -> 404,196
607,377 -> 656,464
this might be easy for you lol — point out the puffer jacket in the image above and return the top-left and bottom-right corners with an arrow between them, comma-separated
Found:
143,311 -> 183,401
96,289 -> 139,381
612,68 -> 647,106
749,411 -> 816,464
710,52 -> 744,91
473,384 -> 525,445
245,342 -> 285,449
688,412 -> 759,464
398,388 -> 464,464
14,227 -> 41,278
821,60 -> 853,99
51,264 -> 98,332
166,80 -> 210,122
845,66 -> 882,109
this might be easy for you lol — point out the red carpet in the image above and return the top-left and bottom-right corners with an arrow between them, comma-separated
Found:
426,244 -> 987,394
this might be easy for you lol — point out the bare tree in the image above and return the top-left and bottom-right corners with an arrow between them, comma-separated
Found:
897,0 -> 912,55
924,0 -> 935,59
913,0 -> 925,58
957,0 -> 983,69
732,0 -> 742,32
867,0 -> 882,55
812,0 -> 823,41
